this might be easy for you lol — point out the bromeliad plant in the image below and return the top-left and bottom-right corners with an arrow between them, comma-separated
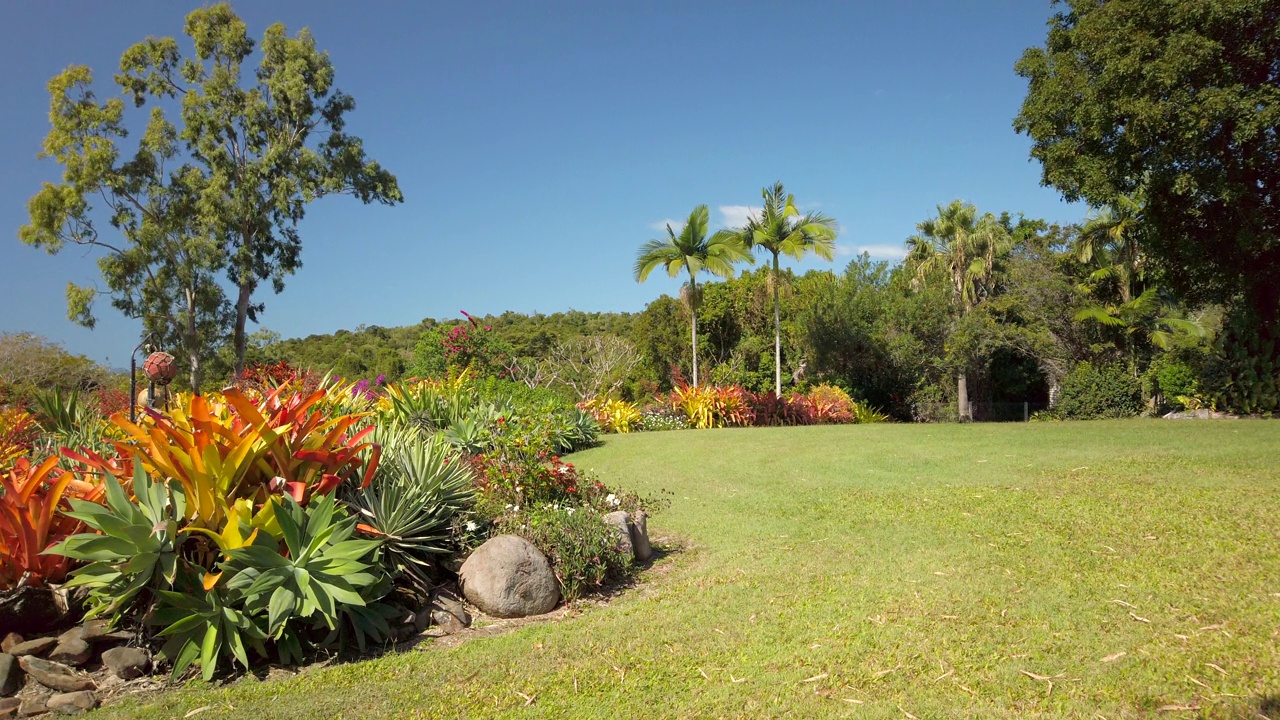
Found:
100,387 -> 380,532
0,455 -> 103,590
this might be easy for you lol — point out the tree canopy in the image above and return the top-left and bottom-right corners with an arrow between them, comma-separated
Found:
1014,0 -> 1280,321
19,3 -> 401,388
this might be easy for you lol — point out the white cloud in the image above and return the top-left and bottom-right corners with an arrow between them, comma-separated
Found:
836,243 -> 908,260
717,205 -> 761,229
648,218 -> 685,233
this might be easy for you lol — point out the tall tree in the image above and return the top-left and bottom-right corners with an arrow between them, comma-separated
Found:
634,205 -> 750,386
1014,0 -> 1280,324
905,200 -> 1012,421
21,4 -> 402,385
713,182 -> 837,395
20,66 -> 232,388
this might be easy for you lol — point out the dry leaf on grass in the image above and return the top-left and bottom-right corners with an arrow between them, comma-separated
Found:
872,664 -> 903,679
933,669 -> 954,683
1156,704 -> 1200,712
1100,652 -> 1127,663
184,708 -> 213,719
1111,599 -> 1136,608
1205,663 -> 1227,675
899,706 -> 919,719
514,691 -> 536,706
1129,612 -> 1151,623
801,673 -> 829,683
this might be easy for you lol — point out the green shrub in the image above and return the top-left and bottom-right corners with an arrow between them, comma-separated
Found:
1056,361 -> 1142,419
1153,359 -> 1198,399
516,505 -> 632,601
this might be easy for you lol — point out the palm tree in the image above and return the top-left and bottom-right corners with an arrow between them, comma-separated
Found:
905,200 -> 1012,421
713,182 -> 837,395
1077,192 -> 1146,303
634,205 -> 751,386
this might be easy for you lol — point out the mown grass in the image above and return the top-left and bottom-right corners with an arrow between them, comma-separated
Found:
96,420 -> 1280,719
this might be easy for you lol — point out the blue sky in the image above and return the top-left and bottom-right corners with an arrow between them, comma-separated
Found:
0,1 -> 1080,368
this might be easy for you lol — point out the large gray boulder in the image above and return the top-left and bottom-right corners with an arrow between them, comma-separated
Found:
458,536 -> 560,618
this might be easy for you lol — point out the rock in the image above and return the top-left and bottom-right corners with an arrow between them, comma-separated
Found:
15,657 -> 94,693
630,510 -> 653,561
0,697 -> 20,717
0,655 -> 19,697
6,638 -> 56,658
458,536 -> 560,618
47,637 -> 91,667
431,609 -> 467,634
603,511 -> 634,557
46,691 -> 96,715
17,695 -> 48,717
100,647 -> 150,680
430,589 -> 471,629
0,636 -> 20,655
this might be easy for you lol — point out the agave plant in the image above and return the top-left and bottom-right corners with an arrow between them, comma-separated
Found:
345,429 -> 475,593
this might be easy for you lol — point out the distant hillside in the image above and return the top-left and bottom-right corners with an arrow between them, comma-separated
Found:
261,309 -> 639,381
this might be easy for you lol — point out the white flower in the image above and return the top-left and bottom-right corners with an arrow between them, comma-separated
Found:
566,508 -> 575,515
606,493 -> 619,507
465,521 -> 478,532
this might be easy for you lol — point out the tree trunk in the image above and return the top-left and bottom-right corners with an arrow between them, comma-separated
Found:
233,281 -> 253,379
773,253 -> 782,396
958,370 -> 970,422
690,277 -> 699,387
183,288 -> 204,392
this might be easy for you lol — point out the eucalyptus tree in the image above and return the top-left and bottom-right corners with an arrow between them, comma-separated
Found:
713,182 -> 837,395
905,200 -> 1012,420
20,3 -> 402,384
634,205 -> 751,386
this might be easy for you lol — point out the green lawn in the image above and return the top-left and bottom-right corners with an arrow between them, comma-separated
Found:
97,420 -> 1280,719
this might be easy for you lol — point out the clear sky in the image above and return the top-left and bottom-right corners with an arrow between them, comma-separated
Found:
0,1 -> 1080,369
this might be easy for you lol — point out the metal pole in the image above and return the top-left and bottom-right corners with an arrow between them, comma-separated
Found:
1024,401 -> 1029,422
129,334 -> 155,423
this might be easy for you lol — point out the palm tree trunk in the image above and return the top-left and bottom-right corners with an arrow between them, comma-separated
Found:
958,370 -> 970,422
773,253 -> 782,396
690,276 -> 699,387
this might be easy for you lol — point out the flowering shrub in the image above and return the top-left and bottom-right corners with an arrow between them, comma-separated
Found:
637,407 -> 690,431
234,360 -> 321,397
747,391 -> 814,426
411,313 -> 513,379
512,504 -> 632,600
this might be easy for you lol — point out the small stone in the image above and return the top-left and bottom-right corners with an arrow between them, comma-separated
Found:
15,657 -> 94,693
0,636 -> 21,655
430,590 -> 471,629
47,638 -> 92,667
431,609 -> 467,634
54,629 -> 81,645
46,691 -> 96,715
604,510 -> 634,557
0,654 -> 20,697
5,638 -> 56,659
17,695 -> 48,717
100,647 -> 150,680
630,510 -> 653,561
0,697 -> 20,717
77,621 -> 109,644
